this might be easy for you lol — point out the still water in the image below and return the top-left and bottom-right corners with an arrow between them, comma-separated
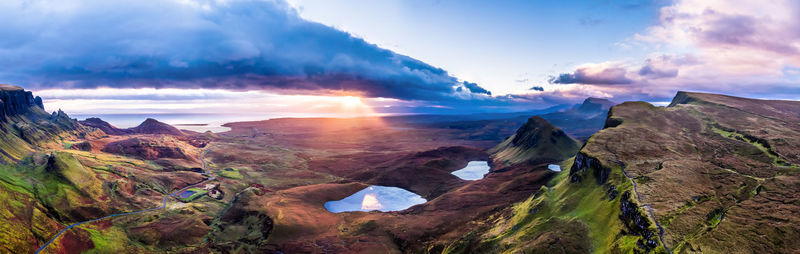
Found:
324,185 -> 427,213
451,161 -> 490,180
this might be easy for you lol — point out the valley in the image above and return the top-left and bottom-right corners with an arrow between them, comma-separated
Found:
0,85 -> 798,254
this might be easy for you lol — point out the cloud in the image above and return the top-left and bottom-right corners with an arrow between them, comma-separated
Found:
530,86 -> 544,91
637,56 -> 681,79
0,0 -> 491,102
636,0 -> 800,76
543,0 -> 800,103
460,81 -> 492,95
549,63 -> 633,85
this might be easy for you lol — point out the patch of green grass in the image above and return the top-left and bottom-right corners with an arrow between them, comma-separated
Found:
461,156 -> 666,254
176,188 -> 208,202
63,141 -> 76,149
218,167 -> 243,180
81,225 -> 128,253
706,208 -> 725,227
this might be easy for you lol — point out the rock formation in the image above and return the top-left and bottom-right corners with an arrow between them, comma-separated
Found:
0,84 -> 45,120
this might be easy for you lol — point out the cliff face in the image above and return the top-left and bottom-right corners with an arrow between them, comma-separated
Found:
448,92 -> 800,254
0,84 -> 44,120
562,92 -> 800,253
0,85 -> 98,162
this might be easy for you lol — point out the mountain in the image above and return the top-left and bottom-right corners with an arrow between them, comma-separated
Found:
80,117 -> 131,135
80,117 -> 185,136
0,85 -> 99,162
489,116 -> 580,166
575,97 -> 615,114
445,91 -> 800,253
0,84 -> 44,118
128,118 -> 185,136
0,86 -> 209,252
537,97 -> 617,139
416,97 -> 616,145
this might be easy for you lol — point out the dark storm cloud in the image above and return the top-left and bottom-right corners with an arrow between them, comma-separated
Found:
548,66 -> 633,85
461,81 -> 492,95
0,0 -> 491,102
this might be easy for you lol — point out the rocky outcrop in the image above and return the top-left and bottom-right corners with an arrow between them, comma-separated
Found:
0,84 -> 44,120
569,152 -> 610,185
619,191 -> 660,252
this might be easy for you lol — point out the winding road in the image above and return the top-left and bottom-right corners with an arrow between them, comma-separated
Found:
35,149 -> 215,254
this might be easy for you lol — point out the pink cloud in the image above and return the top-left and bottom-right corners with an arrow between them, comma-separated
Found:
542,0 -> 800,102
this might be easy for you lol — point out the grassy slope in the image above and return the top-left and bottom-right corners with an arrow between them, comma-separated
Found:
443,156 -> 666,254
462,94 -> 800,254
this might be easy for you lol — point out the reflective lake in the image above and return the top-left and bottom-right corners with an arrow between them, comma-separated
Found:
451,161 -> 490,180
548,164 -> 562,172
324,185 -> 427,213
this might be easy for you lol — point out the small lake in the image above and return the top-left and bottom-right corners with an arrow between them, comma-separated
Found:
451,161 -> 490,180
177,190 -> 196,199
548,164 -> 562,172
324,186 -> 427,213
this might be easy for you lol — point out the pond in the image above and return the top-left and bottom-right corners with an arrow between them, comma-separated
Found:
548,164 -> 562,172
451,161 -> 490,180
324,185 -> 427,213
177,190 -> 196,199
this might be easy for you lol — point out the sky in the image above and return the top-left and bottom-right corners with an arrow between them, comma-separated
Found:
1,0 -> 799,116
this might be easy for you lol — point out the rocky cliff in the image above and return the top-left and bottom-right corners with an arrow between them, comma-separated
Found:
0,84 -> 45,120
0,85 -> 105,163
448,91 -> 800,253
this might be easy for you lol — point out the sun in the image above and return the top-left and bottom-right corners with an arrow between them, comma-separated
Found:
336,96 -> 364,108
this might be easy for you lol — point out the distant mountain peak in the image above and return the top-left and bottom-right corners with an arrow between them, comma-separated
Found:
490,116 -> 580,166
577,97 -> 616,113
130,118 -> 184,136
80,117 -> 130,135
